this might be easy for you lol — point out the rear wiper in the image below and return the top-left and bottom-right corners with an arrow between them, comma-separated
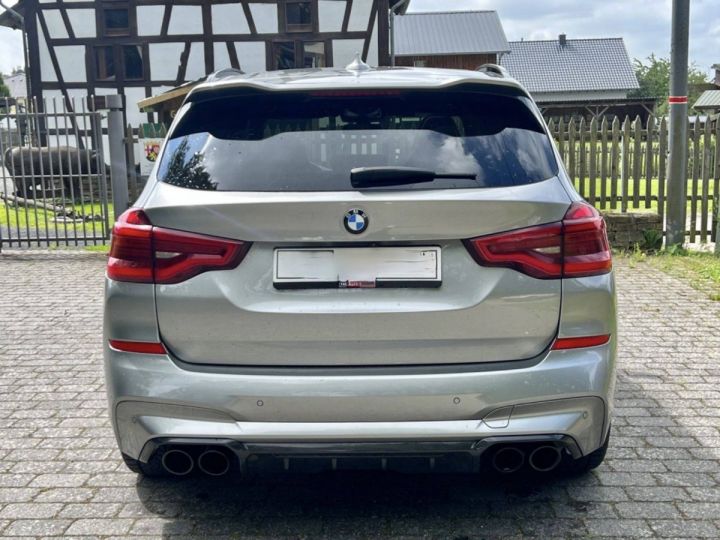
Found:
350,167 -> 477,188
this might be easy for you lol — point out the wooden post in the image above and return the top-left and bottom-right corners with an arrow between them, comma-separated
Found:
632,115 -> 642,208
689,119 -> 700,243
578,117 -> 587,198
600,117 -> 608,208
589,117 -> 597,205
644,116 -> 655,209
621,116 -> 631,213
658,117 -> 668,224
610,117 -> 620,210
700,118 -> 712,242
713,119 -> 720,250
568,118 -> 577,189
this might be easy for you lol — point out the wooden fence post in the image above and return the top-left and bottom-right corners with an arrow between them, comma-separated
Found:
568,118 -> 577,188
621,116 -> 631,212
589,117 -> 597,205
611,117 -> 620,210
689,119 -> 700,242
600,117 -> 608,207
644,116 -> 655,209
658,117 -> 668,224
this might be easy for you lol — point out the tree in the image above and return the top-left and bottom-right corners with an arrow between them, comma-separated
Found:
0,74 -> 9,98
629,54 -> 709,115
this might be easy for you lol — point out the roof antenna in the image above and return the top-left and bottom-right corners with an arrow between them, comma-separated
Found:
346,54 -> 371,72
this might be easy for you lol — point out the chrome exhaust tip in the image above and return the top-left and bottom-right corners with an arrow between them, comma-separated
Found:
197,449 -> 231,477
161,449 -> 194,476
491,446 -> 525,474
528,445 -> 562,472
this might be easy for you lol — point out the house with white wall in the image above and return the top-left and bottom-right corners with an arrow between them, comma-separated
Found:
0,0 -> 405,126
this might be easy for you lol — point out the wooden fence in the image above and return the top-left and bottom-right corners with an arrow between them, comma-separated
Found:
547,115 -> 720,243
125,116 -> 720,243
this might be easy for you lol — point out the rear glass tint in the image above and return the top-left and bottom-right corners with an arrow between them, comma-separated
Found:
157,89 -> 558,191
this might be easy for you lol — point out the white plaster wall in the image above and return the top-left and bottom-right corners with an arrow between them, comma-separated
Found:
213,43 -> 232,70
123,87 -> 148,126
38,23 -> 57,83
137,6 -> 165,36
168,5 -> 203,35
44,10 -> 69,39
348,0 -> 372,31
332,39 -> 364,68
185,42 -> 206,81
55,45 -> 87,82
212,4 -> 250,34
318,0 -> 345,32
149,42 -> 185,81
234,42 -> 266,73
67,9 -> 96,38
366,16 -> 378,66
249,3 -> 278,33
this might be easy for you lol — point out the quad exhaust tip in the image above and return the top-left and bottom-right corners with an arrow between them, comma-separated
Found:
528,445 -> 562,472
197,449 -> 231,477
491,446 -> 525,474
161,449 -> 194,476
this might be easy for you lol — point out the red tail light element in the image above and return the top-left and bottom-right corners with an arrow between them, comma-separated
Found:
108,339 -> 167,355
107,209 -> 251,284
464,202 -> 612,279
552,334 -> 611,350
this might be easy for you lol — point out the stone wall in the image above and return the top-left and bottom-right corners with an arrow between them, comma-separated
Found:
603,212 -> 663,250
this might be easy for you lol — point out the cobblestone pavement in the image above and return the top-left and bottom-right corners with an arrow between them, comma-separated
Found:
1,251 -> 719,539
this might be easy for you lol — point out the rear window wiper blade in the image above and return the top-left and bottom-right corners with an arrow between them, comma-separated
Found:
350,167 -> 477,188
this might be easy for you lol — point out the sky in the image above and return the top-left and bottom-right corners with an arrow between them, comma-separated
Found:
1,0 -> 718,77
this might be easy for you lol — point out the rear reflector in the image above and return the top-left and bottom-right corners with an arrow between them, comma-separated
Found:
464,201 -> 611,279
551,334 -> 611,350
107,209 -> 251,284
108,339 -> 167,354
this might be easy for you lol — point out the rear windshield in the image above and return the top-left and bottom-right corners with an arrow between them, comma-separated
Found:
157,89 -> 558,191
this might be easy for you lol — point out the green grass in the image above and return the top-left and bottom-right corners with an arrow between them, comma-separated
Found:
84,244 -> 110,253
623,249 -> 720,301
0,201 -> 113,237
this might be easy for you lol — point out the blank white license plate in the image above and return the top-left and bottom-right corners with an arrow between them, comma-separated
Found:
274,247 -> 441,289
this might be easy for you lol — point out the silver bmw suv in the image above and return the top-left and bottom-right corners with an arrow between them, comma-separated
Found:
104,64 -> 615,478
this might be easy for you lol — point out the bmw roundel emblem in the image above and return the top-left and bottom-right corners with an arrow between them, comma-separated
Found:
344,209 -> 368,234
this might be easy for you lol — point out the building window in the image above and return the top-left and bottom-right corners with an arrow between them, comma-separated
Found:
273,42 -> 296,70
103,7 -> 130,36
95,45 -> 144,82
123,46 -> 144,80
273,41 -> 327,69
285,1 -> 312,32
95,46 -> 116,81
414,60 -> 426,67
303,42 -> 326,68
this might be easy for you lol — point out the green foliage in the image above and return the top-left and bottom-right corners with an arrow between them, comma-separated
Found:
629,54 -> 709,115
0,73 -> 10,98
641,229 -> 663,252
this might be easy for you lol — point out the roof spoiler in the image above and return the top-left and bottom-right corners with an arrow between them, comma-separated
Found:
477,64 -> 509,78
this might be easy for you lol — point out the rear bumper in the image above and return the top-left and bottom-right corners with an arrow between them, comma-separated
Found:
104,341 -> 615,462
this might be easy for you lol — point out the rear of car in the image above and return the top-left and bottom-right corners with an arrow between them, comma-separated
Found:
103,67 -> 615,478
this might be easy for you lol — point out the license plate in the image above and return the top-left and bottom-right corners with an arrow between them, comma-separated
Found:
273,247 -> 441,289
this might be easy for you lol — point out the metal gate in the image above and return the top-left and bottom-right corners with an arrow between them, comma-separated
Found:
0,97 -> 110,248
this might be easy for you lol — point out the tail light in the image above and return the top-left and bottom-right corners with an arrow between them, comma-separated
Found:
108,208 -> 251,284
464,201 -> 611,279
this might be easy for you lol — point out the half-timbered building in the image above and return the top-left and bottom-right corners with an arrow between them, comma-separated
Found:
1,0 -> 401,125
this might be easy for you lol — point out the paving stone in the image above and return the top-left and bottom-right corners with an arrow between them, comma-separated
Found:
0,246 -> 718,537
